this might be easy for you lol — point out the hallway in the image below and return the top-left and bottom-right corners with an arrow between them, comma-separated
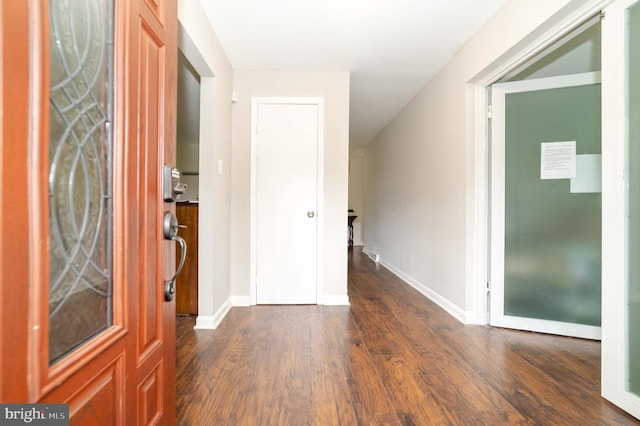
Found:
176,248 -> 638,425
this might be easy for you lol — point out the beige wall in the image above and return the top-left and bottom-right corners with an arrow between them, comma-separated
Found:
364,0 -> 596,321
231,70 -> 351,303
178,0 -> 234,325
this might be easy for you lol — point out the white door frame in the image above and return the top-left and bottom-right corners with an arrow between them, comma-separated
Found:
249,97 -> 325,305
489,72 -> 602,340
465,0 -> 612,325
176,22 -> 216,320
601,0 -> 640,417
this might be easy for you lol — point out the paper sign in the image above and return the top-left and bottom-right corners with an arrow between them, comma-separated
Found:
541,141 -> 576,180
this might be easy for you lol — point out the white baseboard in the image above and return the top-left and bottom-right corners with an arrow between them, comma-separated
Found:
194,298 -> 232,330
378,258 -> 465,324
362,247 -> 379,262
320,294 -> 350,306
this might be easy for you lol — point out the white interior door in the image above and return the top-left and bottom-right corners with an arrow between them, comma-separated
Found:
253,98 -> 322,304
601,0 -> 640,419
490,72 -> 602,340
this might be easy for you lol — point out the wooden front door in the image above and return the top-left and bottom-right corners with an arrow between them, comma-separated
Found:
0,0 -> 178,424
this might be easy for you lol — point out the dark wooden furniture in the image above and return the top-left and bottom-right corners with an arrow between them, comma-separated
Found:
176,203 -> 198,314
348,215 -> 357,246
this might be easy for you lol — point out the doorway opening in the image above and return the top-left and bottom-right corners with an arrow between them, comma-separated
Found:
175,50 -> 201,316
487,19 -> 602,339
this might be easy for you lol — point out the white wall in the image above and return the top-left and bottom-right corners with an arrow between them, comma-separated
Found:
230,70 -> 351,304
364,0 -> 600,321
178,0 -> 234,326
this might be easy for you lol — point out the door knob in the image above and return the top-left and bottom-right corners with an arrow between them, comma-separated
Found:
307,211 -> 315,218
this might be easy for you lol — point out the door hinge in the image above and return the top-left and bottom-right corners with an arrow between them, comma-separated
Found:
486,281 -> 491,293
487,105 -> 492,119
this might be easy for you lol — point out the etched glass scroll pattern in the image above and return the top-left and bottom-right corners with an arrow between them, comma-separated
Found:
48,0 -> 114,364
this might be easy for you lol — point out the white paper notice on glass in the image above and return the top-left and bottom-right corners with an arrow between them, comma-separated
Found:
540,141 -> 576,180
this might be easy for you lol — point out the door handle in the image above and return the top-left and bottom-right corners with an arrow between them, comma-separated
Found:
163,211 -> 187,302
307,211 -> 315,218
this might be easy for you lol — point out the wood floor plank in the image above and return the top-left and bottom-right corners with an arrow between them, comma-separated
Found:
413,371 -> 529,426
266,307 -> 315,425
308,307 -> 359,425
371,354 -> 456,425
342,319 -> 400,425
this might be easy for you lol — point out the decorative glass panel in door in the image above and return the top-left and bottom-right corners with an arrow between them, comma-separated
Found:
48,0 -> 114,364
490,72 -> 602,339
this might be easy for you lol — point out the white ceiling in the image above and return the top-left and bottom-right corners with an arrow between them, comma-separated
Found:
200,0 -> 508,146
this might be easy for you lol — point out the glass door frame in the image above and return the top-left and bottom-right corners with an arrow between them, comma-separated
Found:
489,72 -> 603,340
601,0 -> 640,417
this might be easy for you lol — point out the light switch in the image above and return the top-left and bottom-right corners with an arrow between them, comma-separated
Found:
218,160 -> 224,176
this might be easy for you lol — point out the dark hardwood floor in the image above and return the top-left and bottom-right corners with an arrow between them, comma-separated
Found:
176,248 -> 639,425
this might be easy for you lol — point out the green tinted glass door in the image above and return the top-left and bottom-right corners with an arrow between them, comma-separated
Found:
490,73 -> 602,339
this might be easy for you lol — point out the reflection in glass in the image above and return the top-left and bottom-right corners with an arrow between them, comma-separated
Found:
48,0 -> 113,364
504,84 -> 601,326
627,2 -> 640,397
